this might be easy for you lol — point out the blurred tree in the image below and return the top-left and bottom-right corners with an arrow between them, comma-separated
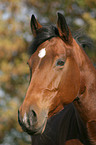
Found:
0,0 -> 30,144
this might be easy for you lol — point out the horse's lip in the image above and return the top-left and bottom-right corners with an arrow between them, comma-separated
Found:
27,120 -> 47,135
35,118 -> 47,135
18,110 -> 47,135
20,118 -> 47,135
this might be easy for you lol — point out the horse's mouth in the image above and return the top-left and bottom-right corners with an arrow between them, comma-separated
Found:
18,113 -> 47,135
20,121 -> 46,135
27,124 -> 45,135
27,120 -> 47,135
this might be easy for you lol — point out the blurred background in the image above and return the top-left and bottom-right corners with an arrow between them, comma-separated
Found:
0,0 -> 96,144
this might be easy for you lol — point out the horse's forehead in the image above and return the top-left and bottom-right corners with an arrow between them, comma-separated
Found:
38,37 -> 66,54
28,37 -> 67,65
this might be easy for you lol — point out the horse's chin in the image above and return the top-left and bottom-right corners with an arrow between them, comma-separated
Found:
22,119 -> 47,136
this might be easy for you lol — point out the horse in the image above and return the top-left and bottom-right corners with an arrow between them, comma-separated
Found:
18,13 -> 96,144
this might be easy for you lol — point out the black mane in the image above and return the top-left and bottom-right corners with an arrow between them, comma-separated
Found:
28,24 -> 93,55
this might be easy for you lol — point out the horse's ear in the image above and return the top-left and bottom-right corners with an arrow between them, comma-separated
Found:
30,15 -> 42,37
57,13 -> 73,44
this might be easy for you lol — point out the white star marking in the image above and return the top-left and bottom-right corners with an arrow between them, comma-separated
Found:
38,48 -> 46,58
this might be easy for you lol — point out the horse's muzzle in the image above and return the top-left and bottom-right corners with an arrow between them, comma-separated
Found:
18,109 -> 44,135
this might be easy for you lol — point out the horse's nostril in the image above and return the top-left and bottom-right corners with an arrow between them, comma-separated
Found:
28,109 -> 37,126
32,110 -> 37,117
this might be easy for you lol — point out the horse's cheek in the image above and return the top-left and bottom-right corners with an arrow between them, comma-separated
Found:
58,58 -> 80,104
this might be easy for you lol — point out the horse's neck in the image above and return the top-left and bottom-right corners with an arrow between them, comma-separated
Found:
73,39 -> 96,123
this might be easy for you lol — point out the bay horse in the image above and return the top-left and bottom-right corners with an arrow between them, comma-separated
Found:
18,13 -> 96,144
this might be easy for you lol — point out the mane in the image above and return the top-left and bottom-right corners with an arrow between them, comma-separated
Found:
72,28 -> 93,50
28,25 -> 93,55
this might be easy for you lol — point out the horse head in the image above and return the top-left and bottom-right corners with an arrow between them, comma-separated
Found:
18,13 -> 80,135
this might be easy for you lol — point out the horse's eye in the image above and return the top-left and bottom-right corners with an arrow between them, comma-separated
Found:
56,60 -> 65,66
